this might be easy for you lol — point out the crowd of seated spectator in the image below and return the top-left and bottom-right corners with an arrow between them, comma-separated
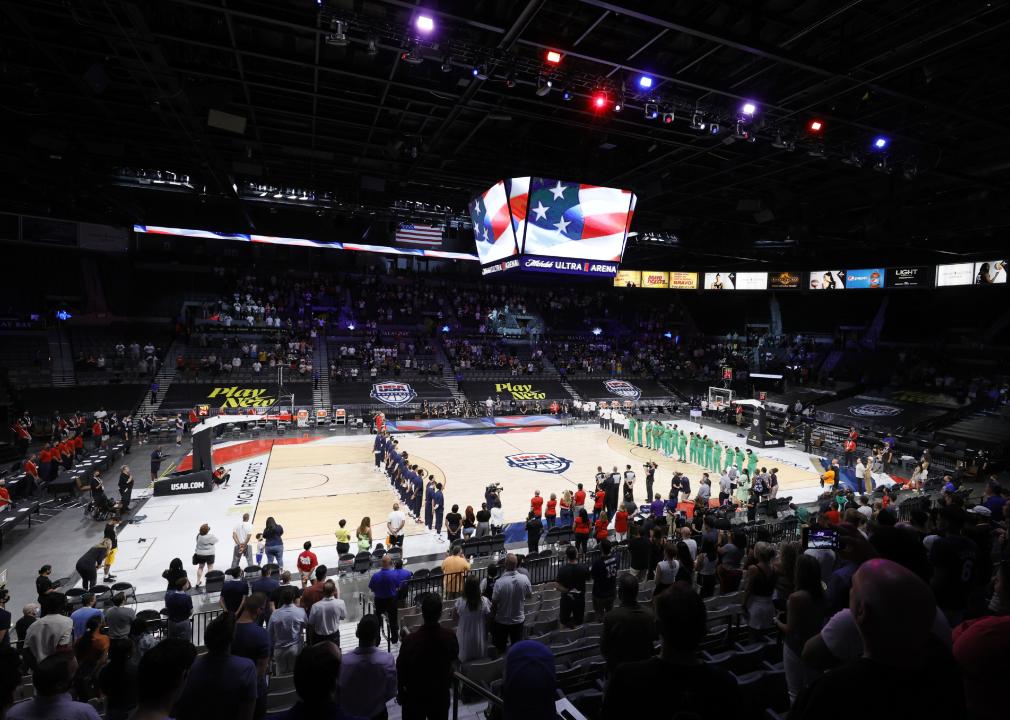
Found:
329,334 -> 441,382
443,337 -> 545,375
179,335 -> 315,380
74,340 -> 164,379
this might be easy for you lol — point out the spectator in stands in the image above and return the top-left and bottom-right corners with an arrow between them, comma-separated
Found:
14,602 -> 38,652
192,524 -> 218,587
452,576 -> 492,662
300,565 -> 329,616
130,638 -> 196,720
24,591 -> 72,665
601,574 -> 657,674
397,594 -> 459,720
603,583 -> 740,719
776,554 -> 827,703
262,516 -> 285,570
525,512 -> 542,555
441,545 -> 470,598
307,581 -> 346,644
369,555 -> 405,644
105,592 -> 135,640
233,592 -> 271,717
71,592 -> 101,641
792,559 -> 963,719
7,652 -> 101,720
118,465 -> 134,513
150,446 -> 166,482
98,638 -> 137,720
162,557 -> 189,592
269,641 -> 347,720
73,613 -> 108,699
502,640 -> 557,720
929,507 -> 978,625
491,554 -> 533,653
165,577 -> 193,641
268,586 -> 305,675
744,542 -> 778,635
556,546 -> 589,628
695,538 -> 718,598
340,614 -> 397,719
591,539 -> 619,618
232,513 -> 255,568
175,612 -> 257,720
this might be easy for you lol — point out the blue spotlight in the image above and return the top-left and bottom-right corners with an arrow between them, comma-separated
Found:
638,75 -> 654,89
872,136 -> 889,150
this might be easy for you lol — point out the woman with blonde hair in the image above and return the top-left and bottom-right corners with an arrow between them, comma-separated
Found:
560,489 -> 573,525
192,523 -> 218,586
356,517 -> 372,552
744,542 -> 778,637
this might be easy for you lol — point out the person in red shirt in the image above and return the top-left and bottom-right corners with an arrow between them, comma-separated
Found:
573,508 -> 591,554
61,440 -> 73,469
574,484 -> 587,511
823,507 -> 841,525
296,541 -> 319,588
545,493 -> 558,528
844,437 -> 857,468
188,408 -> 199,426
594,511 -> 610,541
530,490 -> 544,519
0,481 -> 9,511
614,507 -> 629,542
73,433 -> 84,458
92,420 -> 103,448
593,488 -> 606,523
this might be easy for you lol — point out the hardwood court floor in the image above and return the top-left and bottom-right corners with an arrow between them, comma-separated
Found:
250,426 -> 823,549
252,443 -> 446,550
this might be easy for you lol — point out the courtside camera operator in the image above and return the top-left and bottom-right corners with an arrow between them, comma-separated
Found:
212,465 -> 231,489
485,482 -> 503,509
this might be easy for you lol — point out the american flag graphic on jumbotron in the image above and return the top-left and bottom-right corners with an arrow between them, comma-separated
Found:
512,177 -> 635,261
395,222 -> 444,247
469,180 -> 520,265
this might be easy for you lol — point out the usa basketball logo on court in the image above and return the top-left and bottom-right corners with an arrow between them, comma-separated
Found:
505,453 -> 572,474
604,380 -> 641,399
370,381 -> 417,406
848,403 -> 901,417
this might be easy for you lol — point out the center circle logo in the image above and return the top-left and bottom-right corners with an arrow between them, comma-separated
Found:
505,453 -> 573,474
848,403 -> 901,417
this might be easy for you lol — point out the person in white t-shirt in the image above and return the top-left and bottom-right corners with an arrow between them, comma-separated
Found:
387,503 -> 406,548
232,513 -> 255,567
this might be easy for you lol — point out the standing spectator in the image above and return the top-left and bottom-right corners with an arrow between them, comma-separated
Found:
162,558 -> 188,592
232,593 -> 271,719
262,516 -> 285,569
118,465 -> 134,513
452,577 -> 492,662
627,525 -> 650,581
70,593 -> 102,641
369,555 -> 406,643
296,542 -> 318,588
340,615 -> 397,720
929,507 -> 978,626
357,517 -> 373,553
164,578 -> 193,641
334,520 -> 352,556
555,546 -> 589,628
104,593 -> 135,641
270,642 -> 349,720
475,503 -> 491,537
530,490 -> 543,519
192,524 -> 218,587
175,613 -> 257,720
232,513 -> 255,568
602,584 -> 741,719
23,593 -> 72,664
490,554 -> 533,653
268,586 -> 305,675
397,594 -> 459,720
590,540 -> 619,618
130,638 -> 196,720
14,603 -> 38,653
502,641 -> 557,720
695,538 -> 718,598
7,653 -> 101,720
220,567 -> 250,614
98,639 -> 138,720
307,581 -> 346,644
387,503 -> 406,548
149,446 -> 166,482
445,505 -> 463,544
776,554 -> 827,703
149,381 -> 159,405
440,545 -> 470,598
300,566 -> 329,617
525,512 -> 542,556
601,574 -> 657,674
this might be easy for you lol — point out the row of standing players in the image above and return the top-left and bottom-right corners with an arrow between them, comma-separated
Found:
373,431 -> 450,536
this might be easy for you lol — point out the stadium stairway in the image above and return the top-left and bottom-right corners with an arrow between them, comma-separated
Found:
136,339 -> 184,414
47,327 -> 75,387
561,379 -> 581,401
313,339 -> 330,414
433,338 -> 466,402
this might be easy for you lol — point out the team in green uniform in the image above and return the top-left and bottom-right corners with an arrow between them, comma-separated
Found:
677,429 -> 687,462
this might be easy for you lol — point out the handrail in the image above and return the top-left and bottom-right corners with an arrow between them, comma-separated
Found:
452,671 -> 503,720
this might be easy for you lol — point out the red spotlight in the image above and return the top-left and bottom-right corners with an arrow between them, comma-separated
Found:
808,119 -> 824,132
545,50 -> 562,64
591,91 -> 608,110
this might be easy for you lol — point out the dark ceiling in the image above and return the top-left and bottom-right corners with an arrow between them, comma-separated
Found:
2,0 -> 1010,269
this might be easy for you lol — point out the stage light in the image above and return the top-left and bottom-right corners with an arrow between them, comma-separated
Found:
56,309 -> 72,321
709,123 -> 720,135
872,156 -> 892,174
663,331 -> 673,339
771,131 -> 794,151
326,19 -> 348,46
415,15 -> 434,33
347,323 -> 356,331
472,63 -> 488,80
644,103 -> 658,119
366,36 -> 378,56
614,97 -> 623,112
661,111 -> 674,124
535,76 -> 551,96
546,50 -> 562,64
562,88 -> 572,101
638,75 -> 653,89
440,53 -> 452,72
872,136 -> 889,150
592,327 -> 602,336
841,151 -> 863,167
441,325 -> 450,333
808,119 -> 824,132
591,91 -> 608,110
741,101 -> 757,116
689,112 -> 706,130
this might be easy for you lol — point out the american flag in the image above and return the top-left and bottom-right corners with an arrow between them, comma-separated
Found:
470,180 -> 519,264
396,222 -> 444,247
511,177 -> 635,261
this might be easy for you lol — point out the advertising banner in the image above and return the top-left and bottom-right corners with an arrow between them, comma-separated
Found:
641,270 -> 670,288
935,263 -> 973,287
613,270 -> 641,287
974,260 -> 1007,285
330,381 -> 454,405
160,383 -> 313,410
769,271 -> 801,289
668,271 -> 699,289
844,268 -> 886,289
887,266 -> 931,288
703,272 -> 767,290
808,270 -> 846,290
704,272 -> 734,289
460,380 -> 572,401
519,255 -> 620,277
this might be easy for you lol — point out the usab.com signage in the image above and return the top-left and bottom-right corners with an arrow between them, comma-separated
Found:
370,381 -> 418,406
207,386 -> 277,409
521,256 -> 619,277
848,403 -> 902,418
506,453 -> 573,474
604,380 -> 641,399
495,382 -> 546,400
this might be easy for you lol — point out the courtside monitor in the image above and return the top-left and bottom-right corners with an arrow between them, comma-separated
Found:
470,176 -> 637,277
